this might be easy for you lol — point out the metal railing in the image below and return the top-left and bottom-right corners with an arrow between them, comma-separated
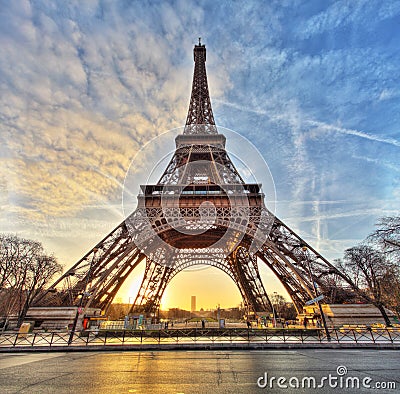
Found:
0,327 -> 399,349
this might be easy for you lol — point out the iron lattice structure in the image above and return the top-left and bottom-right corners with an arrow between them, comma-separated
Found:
34,42 -> 349,317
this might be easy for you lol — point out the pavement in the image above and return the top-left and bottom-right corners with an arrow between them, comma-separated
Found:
0,349 -> 399,393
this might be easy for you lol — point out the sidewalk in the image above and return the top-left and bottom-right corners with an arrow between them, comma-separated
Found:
1,327 -> 399,351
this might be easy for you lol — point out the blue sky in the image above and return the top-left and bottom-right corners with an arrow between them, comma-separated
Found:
1,1 -> 399,308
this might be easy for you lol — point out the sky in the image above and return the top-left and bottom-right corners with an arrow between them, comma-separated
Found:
1,0 -> 399,311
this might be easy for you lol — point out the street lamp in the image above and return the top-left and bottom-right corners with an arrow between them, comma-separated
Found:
68,247 -> 98,345
301,245 -> 331,341
127,296 -> 134,316
271,292 -> 278,328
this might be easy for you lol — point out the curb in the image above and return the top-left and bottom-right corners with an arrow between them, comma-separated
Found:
1,342 -> 399,352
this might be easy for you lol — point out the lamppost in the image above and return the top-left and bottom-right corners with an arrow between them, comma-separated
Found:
271,292 -> 278,328
301,245 -> 331,341
127,296 -> 134,320
68,247 -> 98,345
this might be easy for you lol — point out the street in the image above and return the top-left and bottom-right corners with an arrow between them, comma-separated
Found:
0,350 -> 399,393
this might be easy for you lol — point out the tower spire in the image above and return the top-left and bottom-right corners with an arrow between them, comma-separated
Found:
184,41 -> 217,135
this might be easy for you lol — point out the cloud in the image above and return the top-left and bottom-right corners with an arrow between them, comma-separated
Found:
307,120 -> 400,148
351,155 -> 400,173
0,0 -> 232,223
297,0 -> 400,39
378,88 -> 398,101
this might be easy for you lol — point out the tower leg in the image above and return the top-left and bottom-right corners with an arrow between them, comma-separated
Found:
129,258 -> 174,317
33,223 -> 143,310
228,246 -> 272,314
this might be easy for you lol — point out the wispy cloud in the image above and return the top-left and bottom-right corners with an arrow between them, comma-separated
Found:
297,0 -> 400,39
352,155 -> 400,173
307,120 -> 400,148
0,1 -> 231,222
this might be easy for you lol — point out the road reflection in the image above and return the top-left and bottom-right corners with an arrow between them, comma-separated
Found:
0,350 -> 398,393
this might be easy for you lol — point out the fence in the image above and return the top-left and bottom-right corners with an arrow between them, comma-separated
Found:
0,327 -> 399,349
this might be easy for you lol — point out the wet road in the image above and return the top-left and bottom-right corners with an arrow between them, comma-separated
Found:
0,350 -> 399,393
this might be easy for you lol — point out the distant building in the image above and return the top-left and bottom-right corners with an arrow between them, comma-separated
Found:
191,296 -> 196,312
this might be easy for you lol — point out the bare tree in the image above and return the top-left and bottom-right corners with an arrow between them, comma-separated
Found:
0,235 -> 35,323
336,245 -> 394,326
368,216 -> 400,259
380,263 -> 400,316
270,293 -> 297,320
0,235 -> 62,328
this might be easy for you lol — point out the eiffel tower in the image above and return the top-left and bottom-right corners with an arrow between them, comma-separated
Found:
34,41 -> 344,318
